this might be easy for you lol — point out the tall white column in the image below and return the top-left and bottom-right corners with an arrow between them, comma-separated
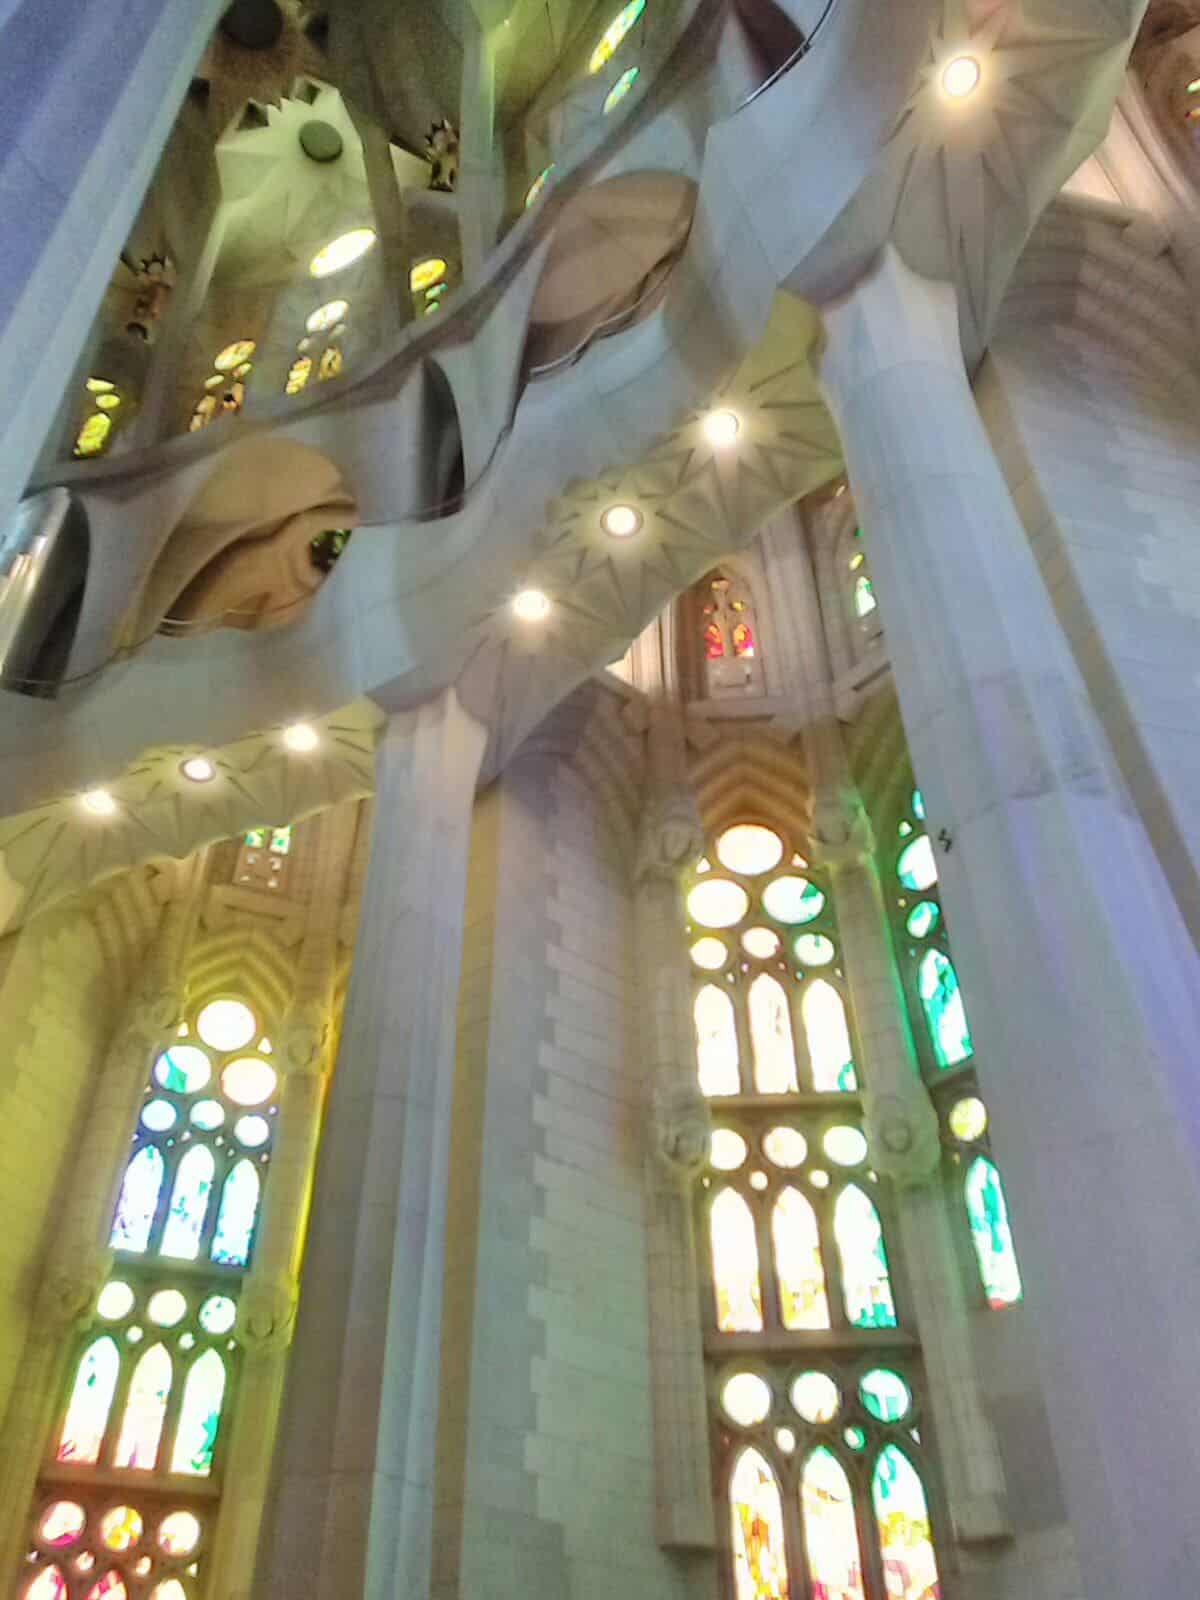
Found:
818,245 -> 1200,1598
255,689 -> 486,1600
458,14 -> 503,278
0,0 -> 226,523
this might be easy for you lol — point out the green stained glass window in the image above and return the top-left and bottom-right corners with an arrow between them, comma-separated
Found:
853,574 -> 876,617
57,1338 -> 120,1465
897,836 -> 937,892
965,1156 -> 1023,1307
917,949 -> 972,1068
905,900 -> 939,939
171,1350 -> 227,1476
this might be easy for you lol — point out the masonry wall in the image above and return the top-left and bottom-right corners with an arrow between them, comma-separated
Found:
0,905 -> 113,1424
438,739 -> 697,1600
978,204 -> 1200,946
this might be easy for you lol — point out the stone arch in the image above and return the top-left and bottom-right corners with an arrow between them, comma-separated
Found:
0,488 -> 90,698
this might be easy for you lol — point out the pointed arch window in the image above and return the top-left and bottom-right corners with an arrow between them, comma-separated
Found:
749,973 -> 799,1093
872,1446 -> 941,1600
730,1449 -> 789,1599
964,1155 -> 1022,1308
211,1159 -> 260,1267
772,1187 -> 830,1330
172,1350 -> 227,1476
57,1337 -> 121,1465
711,1189 -> 763,1332
685,568 -> 766,698
834,1185 -> 897,1329
802,980 -> 857,1092
801,1447 -> 865,1600
113,1344 -> 172,1470
109,1147 -> 165,1254
695,985 -> 740,1096
161,1146 -> 215,1260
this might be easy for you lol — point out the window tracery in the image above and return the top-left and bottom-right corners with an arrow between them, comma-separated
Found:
693,569 -> 766,698
234,826 -> 292,895
20,996 -> 275,1600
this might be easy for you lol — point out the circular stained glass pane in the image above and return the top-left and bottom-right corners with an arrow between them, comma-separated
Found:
843,1424 -> 867,1451
722,1372 -> 772,1426
234,1114 -> 271,1149
189,1099 -> 225,1131
153,1046 -> 211,1095
690,937 -> 728,971
147,1291 -> 188,1329
791,1371 -> 839,1423
948,1096 -> 988,1142
761,876 -> 826,925
198,1296 -> 237,1336
305,299 -> 348,334
39,1502 -> 85,1547
213,340 -> 256,373
897,836 -> 937,891
860,1368 -> 911,1422
687,879 -> 750,930
140,1099 -> 177,1133
97,1282 -> 134,1321
100,1506 -> 142,1551
822,1126 -> 868,1167
741,927 -> 780,959
793,933 -> 835,966
196,999 -> 257,1053
221,1057 -> 278,1107
310,227 -> 377,277
716,825 -> 784,877
156,1512 -> 201,1557
762,1126 -> 807,1168
905,900 -> 940,938
709,1129 -> 748,1171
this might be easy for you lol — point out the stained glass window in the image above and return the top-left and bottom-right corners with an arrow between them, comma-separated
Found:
110,1147 -> 165,1253
833,1186 -> 896,1329
113,1344 -> 171,1470
964,1157 -> 1022,1307
588,0 -> 646,73
58,1338 -> 120,1464
749,974 -> 799,1094
730,1449 -> 789,1600
772,1187 -> 830,1330
801,1448 -> 866,1600
853,574 -> 877,617
917,951 -> 972,1069
171,1350 -> 226,1476
285,356 -> 312,395
602,65 -> 639,112
711,1189 -> 763,1332
695,985 -> 740,1096
872,1447 -> 940,1600
694,570 -> 765,696
717,825 -> 784,876
160,1146 -> 215,1260
803,981 -> 857,1092
211,1159 -> 260,1267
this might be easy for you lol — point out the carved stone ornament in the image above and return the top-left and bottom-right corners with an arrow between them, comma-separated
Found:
636,787 -> 705,883
37,1257 -> 110,1330
652,1082 -> 712,1182
283,1003 -> 329,1075
238,1275 -> 299,1357
808,786 -> 875,874
863,1089 -> 942,1187
128,984 -> 185,1043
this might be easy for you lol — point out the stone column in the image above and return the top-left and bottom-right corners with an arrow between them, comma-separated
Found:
761,509 -> 1009,1542
255,689 -> 487,1600
0,0 -> 227,525
818,245 -> 1200,1597
458,13 -> 503,278
207,808 -> 358,1600
0,854 -> 203,1576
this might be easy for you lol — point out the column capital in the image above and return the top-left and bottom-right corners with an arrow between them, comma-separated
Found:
651,1081 -> 712,1183
862,1088 -> 941,1188
238,1273 -> 299,1361
35,1252 -> 112,1332
635,784 -> 704,884
808,784 -> 875,873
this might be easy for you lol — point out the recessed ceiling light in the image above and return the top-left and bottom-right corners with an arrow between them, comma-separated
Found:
309,228 -> 377,278
703,409 -> 740,446
283,722 -> 320,752
512,588 -> 551,622
180,756 -> 216,783
80,788 -> 117,816
941,55 -> 981,98
601,504 -> 642,538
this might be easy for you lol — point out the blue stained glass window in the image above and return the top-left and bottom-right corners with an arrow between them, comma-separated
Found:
211,1159 -> 261,1267
110,1146 -> 165,1253
161,1146 -> 215,1260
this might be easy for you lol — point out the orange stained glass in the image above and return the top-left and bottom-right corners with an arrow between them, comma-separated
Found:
801,1448 -> 866,1600
730,1448 -> 790,1599
772,1187 -> 831,1330
711,1188 -> 763,1332
748,973 -> 799,1094
873,1447 -> 940,1600
704,618 -> 725,659
732,620 -> 755,658
113,1344 -> 172,1469
58,1336 -> 120,1464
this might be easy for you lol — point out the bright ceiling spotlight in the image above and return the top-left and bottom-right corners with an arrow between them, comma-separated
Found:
941,55 -> 981,98
180,756 -> 216,783
601,503 -> 642,539
80,788 -> 117,817
309,228 -> 377,278
283,722 -> 320,753
703,409 -> 740,447
512,588 -> 551,622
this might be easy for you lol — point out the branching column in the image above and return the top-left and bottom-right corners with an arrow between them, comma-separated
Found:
818,245 -> 1200,1597
0,854 -> 204,1575
255,689 -> 486,1600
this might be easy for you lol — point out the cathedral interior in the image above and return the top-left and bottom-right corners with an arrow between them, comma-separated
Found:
1,0 -> 1199,1595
